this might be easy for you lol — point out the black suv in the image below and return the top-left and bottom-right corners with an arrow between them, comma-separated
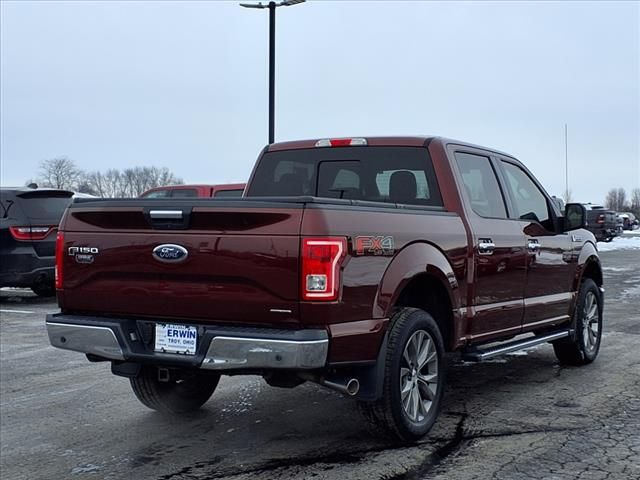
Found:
0,188 -> 73,296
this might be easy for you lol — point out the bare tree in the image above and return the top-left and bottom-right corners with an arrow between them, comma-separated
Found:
37,157 -> 81,190
631,188 -> 640,210
85,166 -> 183,198
605,187 -> 630,211
605,188 -> 617,210
617,188 -> 627,210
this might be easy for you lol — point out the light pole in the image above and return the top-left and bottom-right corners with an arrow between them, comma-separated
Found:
239,0 -> 305,144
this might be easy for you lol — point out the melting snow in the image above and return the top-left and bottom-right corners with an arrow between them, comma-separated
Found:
597,234 -> 640,252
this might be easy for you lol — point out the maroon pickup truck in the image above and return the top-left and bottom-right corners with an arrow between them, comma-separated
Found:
46,137 -> 604,442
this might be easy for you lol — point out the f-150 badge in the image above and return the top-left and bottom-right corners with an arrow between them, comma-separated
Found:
353,236 -> 395,256
68,246 -> 99,264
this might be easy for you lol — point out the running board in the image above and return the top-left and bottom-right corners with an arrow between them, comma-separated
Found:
461,330 -> 572,362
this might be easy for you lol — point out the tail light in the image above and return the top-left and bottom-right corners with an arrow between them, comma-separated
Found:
315,138 -> 367,147
597,214 -> 605,224
55,232 -> 64,290
9,226 -> 55,241
301,237 -> 347,301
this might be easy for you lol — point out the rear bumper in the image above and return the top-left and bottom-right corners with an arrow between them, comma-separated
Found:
46,314 -> 329,371
0,253 -> 54,288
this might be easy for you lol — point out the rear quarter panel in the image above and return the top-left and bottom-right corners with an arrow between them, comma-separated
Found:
300,206 -> 468,360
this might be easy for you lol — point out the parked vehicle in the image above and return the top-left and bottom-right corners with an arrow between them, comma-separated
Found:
1,187 -> 74,296
140,184 -> 245,199
583,204 -> 618,242
618,212 -> 638,231
46,137 -> 603,442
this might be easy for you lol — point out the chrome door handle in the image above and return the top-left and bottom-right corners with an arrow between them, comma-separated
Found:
527,239 -> 540,252
478,239 -> 495,255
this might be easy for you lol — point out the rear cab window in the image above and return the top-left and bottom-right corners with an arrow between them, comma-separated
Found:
170,189 -> 198,198
141,190 -> 170,198
214,189 -> 244,198
247,147 -> 443,207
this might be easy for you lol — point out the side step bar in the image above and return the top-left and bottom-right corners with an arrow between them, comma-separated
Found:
462,330 -> 572,362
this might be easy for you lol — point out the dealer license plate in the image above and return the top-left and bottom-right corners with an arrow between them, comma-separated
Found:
154,323 -> 197,355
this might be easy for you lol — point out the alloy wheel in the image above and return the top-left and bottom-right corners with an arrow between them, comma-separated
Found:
400,329 -> 438,423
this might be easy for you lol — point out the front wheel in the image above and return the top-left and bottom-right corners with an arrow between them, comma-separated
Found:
553,278 -> 603,365
130,367 -> 220,414
359,308 -> 445,443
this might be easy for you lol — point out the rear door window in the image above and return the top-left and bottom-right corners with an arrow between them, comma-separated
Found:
454,152 -> 507,219
247,147 -> 443,207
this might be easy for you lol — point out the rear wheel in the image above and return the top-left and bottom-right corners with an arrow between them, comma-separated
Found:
31,283 -> 55,297
130,367 -> 220,414
359,308 -> 445,442
553,278 -> 603,365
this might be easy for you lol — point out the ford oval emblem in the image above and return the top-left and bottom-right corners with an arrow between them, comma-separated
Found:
152,244 -> 188,263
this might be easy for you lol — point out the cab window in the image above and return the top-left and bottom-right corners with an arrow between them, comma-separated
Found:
454,152 -> 507,218
500,161 -> 552,229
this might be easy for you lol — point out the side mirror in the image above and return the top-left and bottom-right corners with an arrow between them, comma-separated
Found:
563,203 -> 587,232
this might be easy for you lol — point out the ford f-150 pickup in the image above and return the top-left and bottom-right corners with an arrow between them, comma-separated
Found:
46,136 -> 604,442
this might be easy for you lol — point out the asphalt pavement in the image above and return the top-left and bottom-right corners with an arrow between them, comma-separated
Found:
1,246 -> 639,480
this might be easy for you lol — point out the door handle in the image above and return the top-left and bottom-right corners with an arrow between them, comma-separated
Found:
527,239 -> 540,252
477,238 -> 495,255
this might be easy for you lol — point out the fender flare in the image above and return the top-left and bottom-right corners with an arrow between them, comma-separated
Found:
373,241 -> 461,319
572,241 -> 602,292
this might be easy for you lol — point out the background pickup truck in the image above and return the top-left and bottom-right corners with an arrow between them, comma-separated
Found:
46,136 -> 604,442
582,204 -> 618,242
140,183 -> 246,199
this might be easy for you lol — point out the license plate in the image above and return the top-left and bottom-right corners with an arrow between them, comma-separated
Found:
154,323 -> 197,355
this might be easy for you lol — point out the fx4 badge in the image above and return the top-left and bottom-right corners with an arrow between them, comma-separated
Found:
353,236 -> 395,256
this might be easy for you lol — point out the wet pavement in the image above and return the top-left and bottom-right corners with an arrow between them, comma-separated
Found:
1,246 -> 639,480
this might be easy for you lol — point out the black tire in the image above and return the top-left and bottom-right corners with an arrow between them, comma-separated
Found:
130,367 -> 220,414
359,308 -> 445,443
553,278 -> 603,365
31,283 -> 55,297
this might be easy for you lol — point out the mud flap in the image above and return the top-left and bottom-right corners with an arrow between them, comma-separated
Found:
353,331 -> 388,401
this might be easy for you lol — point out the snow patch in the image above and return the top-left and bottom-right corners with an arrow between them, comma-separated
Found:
71,464 -> 101,474
597,236 -> 640,252
602,266 -> 632,272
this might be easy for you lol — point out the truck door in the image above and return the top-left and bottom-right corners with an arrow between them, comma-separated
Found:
453,151 -> 527,342
497,160 -> 574,329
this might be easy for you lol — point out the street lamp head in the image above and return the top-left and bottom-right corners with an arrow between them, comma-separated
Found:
239,2 -> 267,9
240,0 -> 304,8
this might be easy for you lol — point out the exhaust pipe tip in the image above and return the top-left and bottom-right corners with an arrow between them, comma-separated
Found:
302,374 -> 361,397
345,378 -> 360,396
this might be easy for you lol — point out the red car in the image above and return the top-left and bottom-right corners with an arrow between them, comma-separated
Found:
140,183 -> 245,199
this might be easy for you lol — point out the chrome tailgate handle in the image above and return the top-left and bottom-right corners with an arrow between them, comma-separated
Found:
477,238 -> 495,255
149,210 -> 183,219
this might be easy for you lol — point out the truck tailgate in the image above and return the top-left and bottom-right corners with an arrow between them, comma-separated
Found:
58,201 -> 303,327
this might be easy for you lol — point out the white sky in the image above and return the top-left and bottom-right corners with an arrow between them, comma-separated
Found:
1,0 -> 639,203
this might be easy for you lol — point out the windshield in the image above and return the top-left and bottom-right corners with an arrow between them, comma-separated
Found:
247,147 -> 443,207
